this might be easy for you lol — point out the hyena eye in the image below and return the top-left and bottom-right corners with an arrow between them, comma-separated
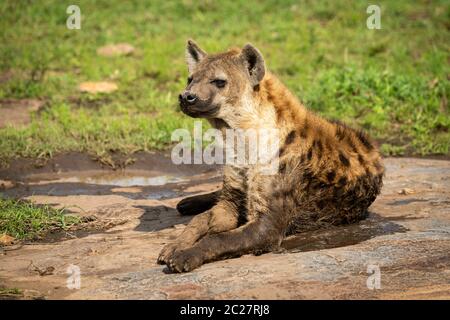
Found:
187,77 -> 193,85
211,79 -> 227,88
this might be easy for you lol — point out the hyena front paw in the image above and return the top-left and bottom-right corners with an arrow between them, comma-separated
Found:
157,243 -> 183,265
167,248 -> 204,273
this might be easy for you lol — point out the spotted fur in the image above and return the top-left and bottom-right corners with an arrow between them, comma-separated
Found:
158,40 -> 384,272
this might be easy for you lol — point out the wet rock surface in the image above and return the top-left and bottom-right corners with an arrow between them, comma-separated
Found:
0,156 -> 449,299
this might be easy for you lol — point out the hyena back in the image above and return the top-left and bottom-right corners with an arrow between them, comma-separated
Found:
158,40 -> 384,272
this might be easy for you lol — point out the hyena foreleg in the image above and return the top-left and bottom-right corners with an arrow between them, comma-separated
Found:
176,190 -> 221,215
166,215 -> 283,272
157,201 -> 239,265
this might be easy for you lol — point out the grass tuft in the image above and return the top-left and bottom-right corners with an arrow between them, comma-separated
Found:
0,198 -> 81,241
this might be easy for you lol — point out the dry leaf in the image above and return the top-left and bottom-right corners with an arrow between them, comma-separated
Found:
0,234 -> 16,246
0,180 -> 15,190
398,188 -> 415,195
79,81 -> 118,94
97,43 -> 135,57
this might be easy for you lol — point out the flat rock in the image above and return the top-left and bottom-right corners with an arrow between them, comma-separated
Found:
0,157 -> 449,299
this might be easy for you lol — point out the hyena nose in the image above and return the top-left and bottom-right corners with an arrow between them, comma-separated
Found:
179,91 -> 197,105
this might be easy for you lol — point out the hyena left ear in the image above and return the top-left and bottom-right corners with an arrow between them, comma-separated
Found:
240,44 -> 265,86
186,39 -> 207,73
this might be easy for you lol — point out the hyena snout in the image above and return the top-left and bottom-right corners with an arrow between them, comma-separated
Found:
179,91 -> 198,106
178,90 -> 218,118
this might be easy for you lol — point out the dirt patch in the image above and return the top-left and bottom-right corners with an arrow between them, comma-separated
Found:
0,99 -> 44,128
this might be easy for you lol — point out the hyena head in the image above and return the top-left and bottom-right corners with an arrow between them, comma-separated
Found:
179,39 -> 265,127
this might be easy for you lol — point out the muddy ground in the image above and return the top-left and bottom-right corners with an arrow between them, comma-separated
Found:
0,153 -> 449,299
0,99 -> 45,128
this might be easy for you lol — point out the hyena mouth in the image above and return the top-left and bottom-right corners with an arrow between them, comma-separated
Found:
179,100 -> 220,118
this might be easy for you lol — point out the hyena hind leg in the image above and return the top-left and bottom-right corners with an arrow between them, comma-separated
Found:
176,190 -> 221,215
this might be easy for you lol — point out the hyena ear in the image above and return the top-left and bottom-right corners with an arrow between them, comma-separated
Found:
185,39 -> 207,73
240,44 -> 265,86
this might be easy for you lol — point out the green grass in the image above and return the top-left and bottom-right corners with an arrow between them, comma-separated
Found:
0,287 -> 22,299
0,198 -> 81,240
0,0 -> 448,166
0,287 -> 22,295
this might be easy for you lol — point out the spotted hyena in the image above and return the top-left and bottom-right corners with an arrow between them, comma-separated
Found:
157,40 -> 384,272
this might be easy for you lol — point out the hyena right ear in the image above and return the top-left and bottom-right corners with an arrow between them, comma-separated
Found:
185,39 -> 207,73
240,44 -> 265,87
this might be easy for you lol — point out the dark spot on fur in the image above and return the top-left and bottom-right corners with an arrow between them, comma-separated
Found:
333,187 -> 345,201
327,171 -> 336,182
358,154 -> 365,165
307,148 -> 313,160
303,168 -> 314,182
315,140 -> 323,159
356,130 -> 374,151
279,162 -> 286,174
299,154 -> 305,165
338,176 -> 347,186
347,138 -> 358,153
330,119 -> 345,126
300,120 -> 308,139
313,181 -> 328,189
317,200 -> 326,210
331,119 -> 373,153
339,152 -> 350,167
334,124 -> 346,141
285,130 -> 296,145
279,147 -> 285,157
